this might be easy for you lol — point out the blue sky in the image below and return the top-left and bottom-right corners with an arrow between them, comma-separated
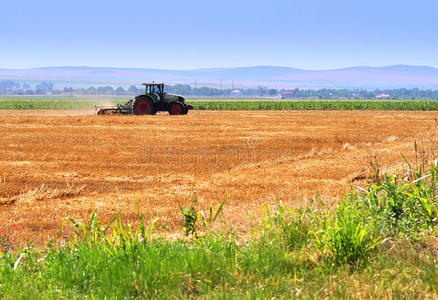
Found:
1,0 -> 437,69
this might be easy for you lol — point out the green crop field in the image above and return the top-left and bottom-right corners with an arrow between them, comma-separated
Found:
190,100 -> 438,110
1,99 -> 438,111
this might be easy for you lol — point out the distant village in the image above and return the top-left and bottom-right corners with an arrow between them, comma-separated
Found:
0,80 -> 437,99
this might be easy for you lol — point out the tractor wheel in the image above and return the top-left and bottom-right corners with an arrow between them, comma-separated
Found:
168,102 -> 185,115
133,97 -> 156,115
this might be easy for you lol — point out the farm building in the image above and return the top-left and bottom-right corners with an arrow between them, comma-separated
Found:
281,91 -> 296,99
376,93 -> 391,99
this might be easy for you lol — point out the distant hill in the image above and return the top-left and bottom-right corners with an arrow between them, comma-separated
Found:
1,65 -> 438,89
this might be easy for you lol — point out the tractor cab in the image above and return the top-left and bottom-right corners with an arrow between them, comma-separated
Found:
142,83 -> 164,102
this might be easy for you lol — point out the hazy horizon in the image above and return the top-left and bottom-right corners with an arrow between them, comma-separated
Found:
3,64 -> 438,89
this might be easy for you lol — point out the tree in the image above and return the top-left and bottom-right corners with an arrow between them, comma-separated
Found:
36,82 -> 54,91
0,80 -> 20,90
115,87 -> 126,95
86,86 -> 96,94
127,85 -> 138,94
97,86 -> 114,95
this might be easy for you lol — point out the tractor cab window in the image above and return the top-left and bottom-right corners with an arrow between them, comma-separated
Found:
152,85 -> 160,94
144,84 -> 161,101
151,85 -> 161,101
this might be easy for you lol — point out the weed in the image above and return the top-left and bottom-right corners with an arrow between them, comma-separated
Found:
180,194 -> 228,237
62,206 -> 158,256
201,196 -> 228,229
179,197 -> 199,237
316,197 -> 382,267
0,224 -> 23,255
263,201 -> 319,251
361,157 -> 438,237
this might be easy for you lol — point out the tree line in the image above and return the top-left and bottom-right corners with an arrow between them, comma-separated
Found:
1,80 -> 438,99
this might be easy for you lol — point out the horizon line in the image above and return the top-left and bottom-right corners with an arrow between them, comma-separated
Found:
1,64 -> 438,72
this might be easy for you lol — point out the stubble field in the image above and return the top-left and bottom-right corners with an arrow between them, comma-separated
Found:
1,110 -> 437,242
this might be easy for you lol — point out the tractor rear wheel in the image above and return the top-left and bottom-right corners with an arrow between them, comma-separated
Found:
133,97 -> 156,115
168,102 -> 185,115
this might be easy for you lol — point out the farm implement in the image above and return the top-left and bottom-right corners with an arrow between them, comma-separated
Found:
96,82 -> 194,115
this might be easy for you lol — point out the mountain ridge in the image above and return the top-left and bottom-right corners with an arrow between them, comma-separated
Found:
1,65 -> 438,89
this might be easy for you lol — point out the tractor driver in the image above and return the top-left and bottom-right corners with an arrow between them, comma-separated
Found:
151,85 -> 161,102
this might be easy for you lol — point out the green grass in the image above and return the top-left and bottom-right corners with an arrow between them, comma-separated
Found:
0,95 -> 128,101
0,100 -> 113,110
1,155 -> 438,298
3,235 -> 438,298
1,99 -> 438,111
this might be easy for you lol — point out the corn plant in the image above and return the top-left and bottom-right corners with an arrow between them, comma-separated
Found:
190,100 -> 438,111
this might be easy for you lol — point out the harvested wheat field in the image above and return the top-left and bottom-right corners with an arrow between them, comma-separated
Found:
0,110 -> 437,242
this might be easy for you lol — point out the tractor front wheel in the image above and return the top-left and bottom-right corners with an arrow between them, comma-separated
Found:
168,102 -> 185,115
133,97 -> 156,115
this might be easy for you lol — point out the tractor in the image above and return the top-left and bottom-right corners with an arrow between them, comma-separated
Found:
97,82 -> 194,115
